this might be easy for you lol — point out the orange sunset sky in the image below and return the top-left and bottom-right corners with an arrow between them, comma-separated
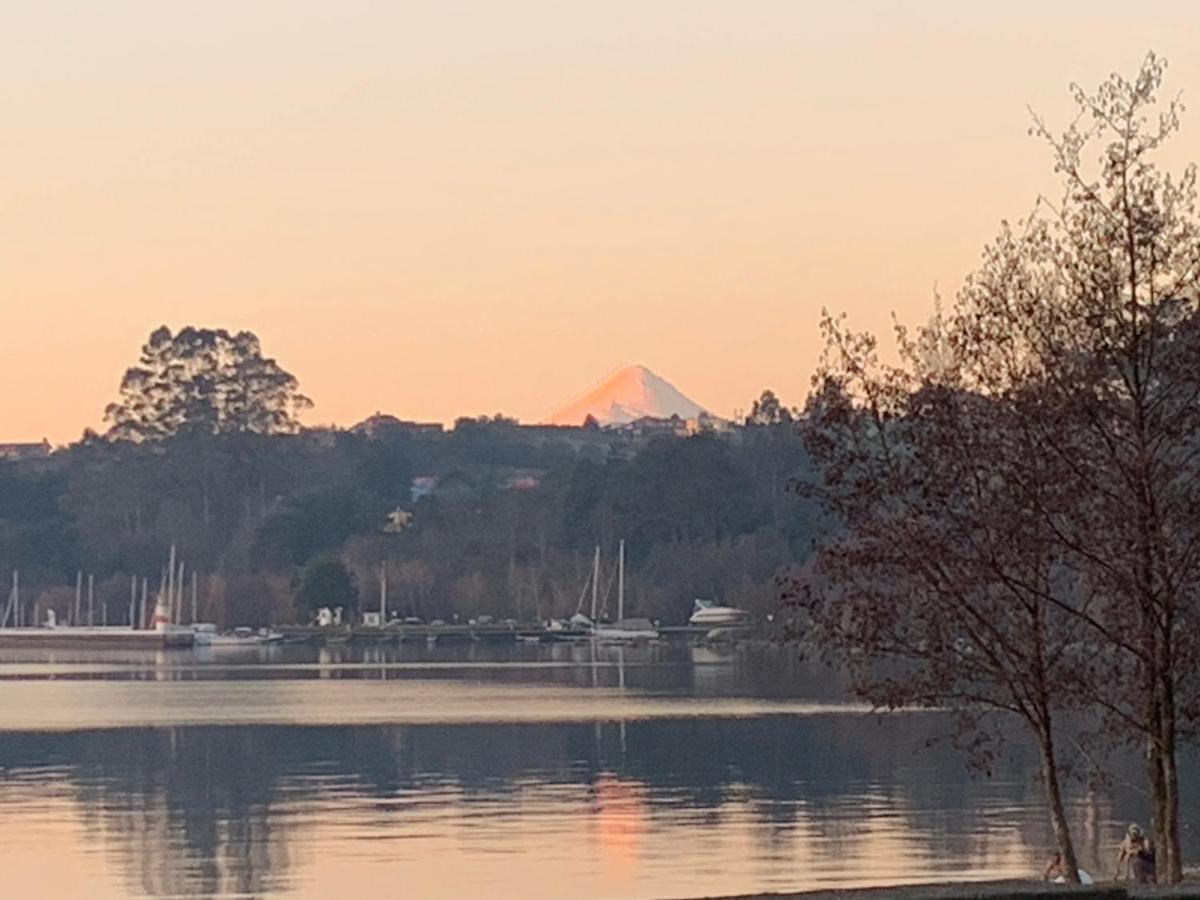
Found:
3,1 -> 1199,444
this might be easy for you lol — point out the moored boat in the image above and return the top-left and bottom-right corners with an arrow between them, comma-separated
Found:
192,624 -> 283,647
0,625 -> 192,649
593,617 -> 659,642
688,599 -> 751,627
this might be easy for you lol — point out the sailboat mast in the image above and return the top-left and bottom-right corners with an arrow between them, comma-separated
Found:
590,546 -> 600,621
158,568 -> 167,626
175,560 -> 185,625
380,560 -> 388,624
167,545 -> 176,625
3,570 -> 16,628
617,539 -> 625,622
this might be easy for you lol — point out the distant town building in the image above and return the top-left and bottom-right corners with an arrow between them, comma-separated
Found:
353,414 -> 444,438
384,508 -> 414,533
0,439 -> 51,461
410,476 -> 440,501
684,412 -> 735,435
502,470 -> 543,491
613,415 -> 690,439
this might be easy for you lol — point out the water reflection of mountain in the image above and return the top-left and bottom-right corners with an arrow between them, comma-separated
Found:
4,711 -> 1194,895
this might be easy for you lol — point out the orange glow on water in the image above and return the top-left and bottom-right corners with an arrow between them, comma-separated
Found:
592,773 -> 648,878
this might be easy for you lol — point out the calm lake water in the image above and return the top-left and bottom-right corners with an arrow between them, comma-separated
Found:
0,641 -> 1194,899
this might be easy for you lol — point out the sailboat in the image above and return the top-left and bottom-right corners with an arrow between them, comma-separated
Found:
542,546 -> 600,641
592,540 -> 659,642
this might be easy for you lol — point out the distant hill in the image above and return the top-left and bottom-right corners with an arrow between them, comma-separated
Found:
546,365 -> 707,426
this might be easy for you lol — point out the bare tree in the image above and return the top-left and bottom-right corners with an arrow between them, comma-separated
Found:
949,54 -> 1200,882
795,315 -> 1090,882
796,53 -> 1200,884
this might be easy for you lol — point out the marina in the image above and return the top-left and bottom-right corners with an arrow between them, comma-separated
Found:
0,616 -> 742,652
275,621 -> 730,646
0,535 -> 756,652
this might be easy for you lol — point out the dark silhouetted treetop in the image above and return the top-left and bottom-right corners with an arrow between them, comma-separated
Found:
746,389 -> 794,426
104,326 -> 312,441
295,555 -> 358,613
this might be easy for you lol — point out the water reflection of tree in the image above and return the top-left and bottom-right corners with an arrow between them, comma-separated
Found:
2,728 -> 296,896
1,715 -> 1195,891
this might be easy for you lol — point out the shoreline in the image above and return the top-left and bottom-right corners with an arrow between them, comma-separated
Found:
674,879 -> 1200,900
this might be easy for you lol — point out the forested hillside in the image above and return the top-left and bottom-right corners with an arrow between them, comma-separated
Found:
0,339 -> 813,625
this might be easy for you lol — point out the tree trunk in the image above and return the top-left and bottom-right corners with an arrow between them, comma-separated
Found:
1159,675 -> 1183,884
1161,744 -> 1182,883
1146,734 -> 1169,874
1140,589 -> 1170,881
1038,724 -> 1080,884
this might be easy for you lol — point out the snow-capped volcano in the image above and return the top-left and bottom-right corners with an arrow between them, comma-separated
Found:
546,365 -> 707,426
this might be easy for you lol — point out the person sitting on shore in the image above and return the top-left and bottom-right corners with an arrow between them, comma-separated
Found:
1042,852 -> 1093,885
1114,823 -> 1155,884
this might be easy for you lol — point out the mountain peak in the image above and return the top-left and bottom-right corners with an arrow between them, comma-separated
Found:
545,365 -> 707,426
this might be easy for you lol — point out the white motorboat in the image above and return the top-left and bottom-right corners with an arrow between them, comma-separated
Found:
688,599 -> 751,627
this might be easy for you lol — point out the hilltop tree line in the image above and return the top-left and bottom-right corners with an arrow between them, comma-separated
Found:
0,325 -> 814,627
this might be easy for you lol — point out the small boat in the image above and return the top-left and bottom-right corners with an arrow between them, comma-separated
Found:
594,617 -> 659,642
193,624 -> 282,647
688,599 -> 751,627
536,614 -> 593,642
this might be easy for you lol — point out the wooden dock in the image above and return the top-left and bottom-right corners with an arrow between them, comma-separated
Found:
277,622 -> 751,646
0,626 -> 194,649
0,622 -> 753,651
279,623 -> 524,645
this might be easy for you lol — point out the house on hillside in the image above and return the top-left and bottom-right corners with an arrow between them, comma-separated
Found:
501,469 -> 543,491
684,412 -> 736,436
410,475 -> 440,501
353,413 -> 444,438
612,415 -> 690,439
